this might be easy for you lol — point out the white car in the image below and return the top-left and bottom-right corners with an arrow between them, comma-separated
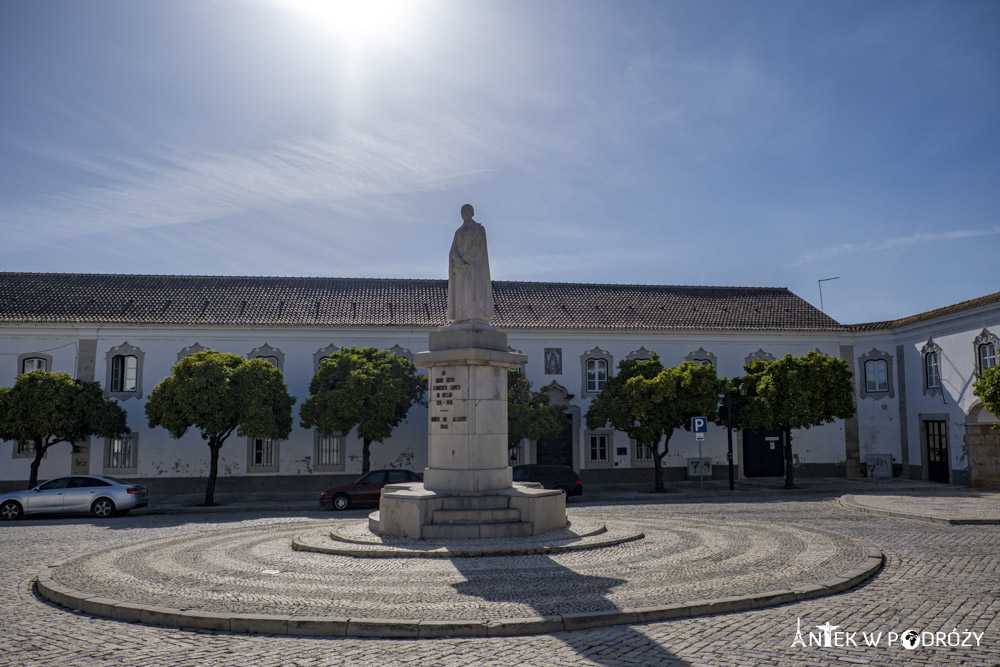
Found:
0,475 -> 149,519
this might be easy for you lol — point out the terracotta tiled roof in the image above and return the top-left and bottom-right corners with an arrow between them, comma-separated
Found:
0,273 -> 845,331
849,291 -> 1000,332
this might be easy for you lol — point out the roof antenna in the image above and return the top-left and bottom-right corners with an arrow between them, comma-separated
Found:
818,277 -> 839,313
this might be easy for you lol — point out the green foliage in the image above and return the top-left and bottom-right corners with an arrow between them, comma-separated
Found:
299,347 -> 425,473
728,351 -> 855,488
972,365 -> 1000,429
507,369 -> 565,449
0,371 -> 128,487
146,350 -> 295,504
586,355 -> 724,491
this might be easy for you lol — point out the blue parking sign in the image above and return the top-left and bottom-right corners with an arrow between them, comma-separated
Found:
691,416 -> 708,433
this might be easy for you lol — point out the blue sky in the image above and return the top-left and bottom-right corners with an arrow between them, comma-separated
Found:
1,0 -> 997,324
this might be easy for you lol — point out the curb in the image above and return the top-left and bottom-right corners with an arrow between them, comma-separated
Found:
34,547 -> 884,639
837,495 -> 1000,525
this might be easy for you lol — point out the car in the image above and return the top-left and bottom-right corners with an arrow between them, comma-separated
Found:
320,469 -> 422,510
0,475 -> 149,520
512,464 -> 583,497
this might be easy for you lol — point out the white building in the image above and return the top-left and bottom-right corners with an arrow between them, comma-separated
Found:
1,273 -> 997,492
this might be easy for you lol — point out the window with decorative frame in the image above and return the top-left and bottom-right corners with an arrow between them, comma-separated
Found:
248,344 -> 284,370
21,357 -> 47,374
12,440 -> 37,459
635,441 -> 653,462
105,342 -> 144,400
315,434 -> 344,470
864,359 -> 888,393
974,329 -> 999,374
580,347 -> 613,397
925,352 -> 940,388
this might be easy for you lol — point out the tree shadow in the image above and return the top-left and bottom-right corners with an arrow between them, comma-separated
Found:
451,553 -> 689,666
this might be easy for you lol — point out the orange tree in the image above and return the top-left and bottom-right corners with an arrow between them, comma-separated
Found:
973,365 -> 1000,427
146,351 -> 295,505
586,355 -> 724,492
0,371 -> 128,488
726,351 -> 855,489
299,347 -> 425,474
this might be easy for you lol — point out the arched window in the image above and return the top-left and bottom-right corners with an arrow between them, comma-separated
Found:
586,358 -> 608,393
111,355 -> 138,392
864,359 -> 888,393
21,357 -> 47,373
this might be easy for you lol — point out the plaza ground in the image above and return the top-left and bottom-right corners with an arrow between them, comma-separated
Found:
1,478 -> 997,666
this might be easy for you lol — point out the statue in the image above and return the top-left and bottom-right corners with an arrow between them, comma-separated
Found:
447,204 -> 494,325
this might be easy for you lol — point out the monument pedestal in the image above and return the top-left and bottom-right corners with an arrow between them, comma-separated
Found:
377,326 -> 567,539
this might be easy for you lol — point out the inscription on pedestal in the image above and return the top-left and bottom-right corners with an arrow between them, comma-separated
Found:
430,368 -> 465,431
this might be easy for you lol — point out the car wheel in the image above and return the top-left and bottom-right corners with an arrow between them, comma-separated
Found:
0,500 -> 23,520
332,494 -> 351,511
554,486 -> 568,496
91,498 -> 116,518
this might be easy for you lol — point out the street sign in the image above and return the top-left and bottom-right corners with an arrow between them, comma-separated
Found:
691,417 -> 708,433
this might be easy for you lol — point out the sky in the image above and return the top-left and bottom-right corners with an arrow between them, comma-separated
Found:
1,0 -> 998,325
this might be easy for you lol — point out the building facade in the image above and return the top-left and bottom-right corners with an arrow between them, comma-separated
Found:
1,273 -> 997,492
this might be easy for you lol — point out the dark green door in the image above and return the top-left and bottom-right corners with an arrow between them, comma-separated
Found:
536,413 -> 573,467
742,429 -> 785,477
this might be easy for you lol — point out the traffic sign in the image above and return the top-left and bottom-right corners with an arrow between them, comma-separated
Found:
691,416 -> 708,433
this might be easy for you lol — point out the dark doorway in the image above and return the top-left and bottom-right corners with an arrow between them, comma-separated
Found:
536,413 -> 573,467
743,428 -> 785,477
925,420 -> 950,483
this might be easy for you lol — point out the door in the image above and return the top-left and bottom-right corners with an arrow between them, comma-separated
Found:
536,413 -> 573,467
925,420 -> 950,483
26,477 -> 71,512
742,429 -> 785,477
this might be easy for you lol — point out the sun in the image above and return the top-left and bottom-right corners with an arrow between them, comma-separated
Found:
273,0 -> 419,50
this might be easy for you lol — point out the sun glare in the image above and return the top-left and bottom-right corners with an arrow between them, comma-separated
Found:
275,0 -> 420,50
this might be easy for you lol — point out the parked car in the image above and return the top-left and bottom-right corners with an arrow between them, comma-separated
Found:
320,469 -> 422,510
0,475 -> 149,520
512,464 -> 583,497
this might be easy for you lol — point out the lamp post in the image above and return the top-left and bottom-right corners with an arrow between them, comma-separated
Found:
725,383 -> 747,491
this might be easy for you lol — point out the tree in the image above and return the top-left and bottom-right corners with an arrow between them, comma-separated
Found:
146,351 -> 294,505
728,351 -> 855,489
506,369 -> 565,461
973,365 -> 1000,428
0,371 -> 128,488
299,347 -> 425,474
586,355 -> 724,492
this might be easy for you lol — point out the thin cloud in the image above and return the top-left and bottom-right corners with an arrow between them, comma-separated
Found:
793,226 -> 1000,266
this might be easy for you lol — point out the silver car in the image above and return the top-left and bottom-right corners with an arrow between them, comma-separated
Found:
0,475 -> 148,520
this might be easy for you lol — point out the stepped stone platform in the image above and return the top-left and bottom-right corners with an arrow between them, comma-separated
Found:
35,510 -> 883,638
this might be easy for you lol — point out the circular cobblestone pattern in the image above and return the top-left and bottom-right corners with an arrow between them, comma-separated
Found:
37,509 -> 880,637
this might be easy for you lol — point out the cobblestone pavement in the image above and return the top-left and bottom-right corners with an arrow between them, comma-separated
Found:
2,490 -> 998,666
840,491 -> 1000,524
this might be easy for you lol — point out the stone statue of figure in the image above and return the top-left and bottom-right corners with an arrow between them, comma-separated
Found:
447,204 -> 494,325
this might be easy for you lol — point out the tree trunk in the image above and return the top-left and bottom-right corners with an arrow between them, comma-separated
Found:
362,438 -> 372,474
783,426 -> 795,489
653,433 -> 669,492
205,438 -> 221,506
28,436 -> 45,488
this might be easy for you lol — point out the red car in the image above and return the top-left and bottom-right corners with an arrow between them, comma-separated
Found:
320,469 -> 422,510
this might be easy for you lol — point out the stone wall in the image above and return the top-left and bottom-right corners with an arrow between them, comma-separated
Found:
967,423 -> 1000,488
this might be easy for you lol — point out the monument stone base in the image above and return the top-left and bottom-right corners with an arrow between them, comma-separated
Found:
376,324 -> 567,539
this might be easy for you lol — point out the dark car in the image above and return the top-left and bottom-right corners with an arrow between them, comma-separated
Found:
512,464 -> 582,497
0,475 -> 149,520
320,469 -> 422,510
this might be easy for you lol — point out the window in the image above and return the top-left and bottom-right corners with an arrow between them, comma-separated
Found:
12,440 -> 36,459
925,351 -> 940,389
248,437 -> 280,472
256,356 -> 279,366
864,359 -> 888,393
685,347 -> 717,367
248,344 -> 284,370
589,433 -> 608,463
586,359 -> 608,393
979,342 -> 997,372
252,438 -> 274,467
318,434 -> 342,467
973,329 -> 999,375
21,357 -> 47,373
111,355 -> 138,392
106,435 -> 135,471
691,359 -> 713,367
636,442 -> 653,462
105,343 -> 144,400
